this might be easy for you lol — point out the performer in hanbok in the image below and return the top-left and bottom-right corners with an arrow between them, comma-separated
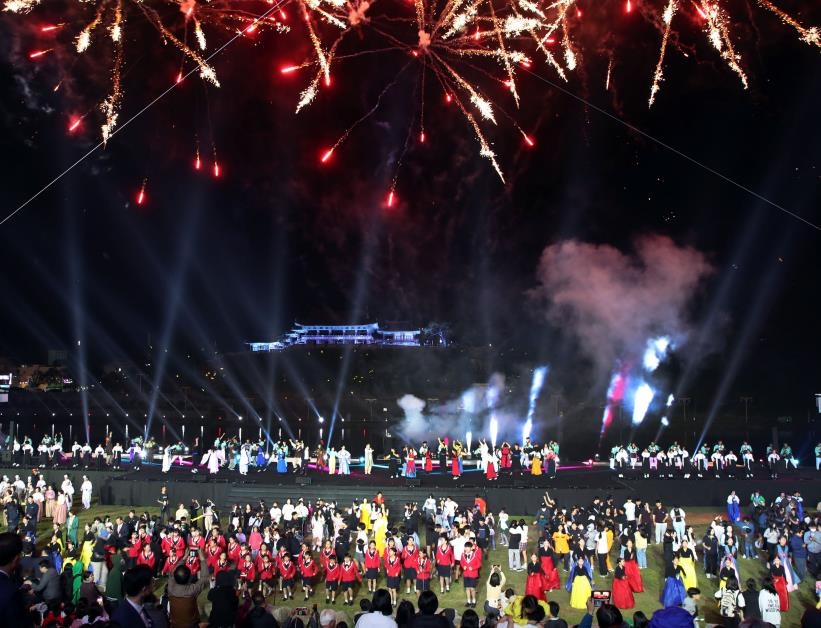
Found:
622,539 -> 643,593
780,443 -> 796,469
611,557 -> 634,610
530,452 -> 542,476
424,446 -> 433,473
567,556 -> 593,610
500,442 -> 511,470
405,447 -> 417,478
726,491 -> 741,523
769,556 -> 790,611
544,448 -> 558,479
451,442 -> 462,479
161,447 -> 173,474
238,443 -> 251,476
337,445 -> 351,475
775,536 -> 801,590
364,444 -> 374,475
477,439 -> 489,473
677,539 -> 698,590
327,447 -> 337,475
199,447 -> 222,476
525,553 -> 545,601
485,452 -> 498,481
276,445 -> 288,474
537,538 -> 560,591
660,555 -> 687,608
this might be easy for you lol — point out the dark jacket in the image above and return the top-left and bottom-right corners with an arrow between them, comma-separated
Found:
410,612 -> 450,628
0,570 -> 33,628
243,606 -> 280,628
32,567 -> 62,603
111,599 -> 148,628
208,585 -> 239,628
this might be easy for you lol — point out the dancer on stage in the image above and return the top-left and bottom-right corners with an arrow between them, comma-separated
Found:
337,446 -> 351,475
451,441 -> 463,479
364,443 -> 374,475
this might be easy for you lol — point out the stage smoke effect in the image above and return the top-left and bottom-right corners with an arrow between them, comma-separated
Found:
523,366 -> 549,444
643,336 -> 671,372
396,373 -> 526,446
530,236 -> 713,376
631,382 -> 655,425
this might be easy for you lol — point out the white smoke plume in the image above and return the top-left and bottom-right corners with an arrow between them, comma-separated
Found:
529,235 -> 713,375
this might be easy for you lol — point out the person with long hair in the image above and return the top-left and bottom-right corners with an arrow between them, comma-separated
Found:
566,556 -> 592,610
611,557 -> 635,610
759,576 -> 782,627
621,538 -> 643,593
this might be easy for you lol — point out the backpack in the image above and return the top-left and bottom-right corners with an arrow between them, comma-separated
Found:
719,589 -> 739,617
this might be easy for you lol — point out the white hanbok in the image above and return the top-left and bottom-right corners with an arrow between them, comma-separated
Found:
239,446 -> 251,475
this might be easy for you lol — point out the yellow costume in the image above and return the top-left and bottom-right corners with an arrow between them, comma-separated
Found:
503,595 -> 551,624
359,502 -> 372,532
374,514 -> 388,556
678,553 -> 697,590
531,456 -> 542,476
80,540 -> 94,570
569,571 -> 593,609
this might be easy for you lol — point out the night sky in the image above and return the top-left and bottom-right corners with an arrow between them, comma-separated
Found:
0,1 -> 819,426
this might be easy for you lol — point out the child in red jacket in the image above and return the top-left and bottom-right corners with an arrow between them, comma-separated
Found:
460,541 -> 482,608
325,555 -> 341,604
300,552 -> 319,601
363,541 -> 381,593
258,554 -> 277,598
384,547 -> 402,607
416,549 -> 432,593
339,554 -> 362,606
279,553 -> 297,600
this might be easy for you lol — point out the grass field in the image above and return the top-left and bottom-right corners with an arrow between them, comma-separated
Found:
44,503 -> 819,626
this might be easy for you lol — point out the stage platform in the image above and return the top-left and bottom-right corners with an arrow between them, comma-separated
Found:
5,463 -> 816,515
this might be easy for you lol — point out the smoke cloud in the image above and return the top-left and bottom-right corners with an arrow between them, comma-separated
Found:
529,235 -> 713,375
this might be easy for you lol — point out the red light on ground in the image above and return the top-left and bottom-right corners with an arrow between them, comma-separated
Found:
320,148 -> 334,163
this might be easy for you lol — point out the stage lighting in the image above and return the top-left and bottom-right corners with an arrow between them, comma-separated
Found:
318,416 -> 325,424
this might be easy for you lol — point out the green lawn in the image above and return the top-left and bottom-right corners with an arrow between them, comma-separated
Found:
44,504 -> 818,626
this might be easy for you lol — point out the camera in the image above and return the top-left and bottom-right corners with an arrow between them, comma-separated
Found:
295,608 -> 309,615
592,590 -> 611,608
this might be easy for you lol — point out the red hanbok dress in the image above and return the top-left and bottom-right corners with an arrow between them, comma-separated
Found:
539,550 -> 561,591
612,566 -> 635,609
623,550 -> 644,593
771,565 -> 790,612
525,561 -> 546,601
424,451 -> 433,472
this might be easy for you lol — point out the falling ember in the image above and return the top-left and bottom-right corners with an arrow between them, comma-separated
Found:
522,133 -> 535,147
176,71 -> 184,84
419,131 -> 426,143
576,8 -> 582,18
68,117 -> 82,132
245,23 -> 258,34
28,49 -> 51,59
194,152 -> 201,170
41,24 -> 62,32
695,4 -> 707,19
213,162 -> 220,177
386,190 -> 395,207
279,9 -> 287,20
445,93 -> 453,104
626,0 -> 633,13
324,75 -> 332,87
136,179 -> 147,205
280,65 -> 300,74
320,148 -> 334,163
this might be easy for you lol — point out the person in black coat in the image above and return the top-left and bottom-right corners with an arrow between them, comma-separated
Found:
242,591 -> 280,628
209,571 -> 240,628
0,532 -> 32,628
110,565 -> 154,628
